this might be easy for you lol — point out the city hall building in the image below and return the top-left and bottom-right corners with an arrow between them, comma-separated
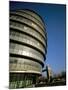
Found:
9,9 -> 47,88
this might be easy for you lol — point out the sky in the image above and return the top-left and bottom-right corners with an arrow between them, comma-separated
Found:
10,1 -> 66,75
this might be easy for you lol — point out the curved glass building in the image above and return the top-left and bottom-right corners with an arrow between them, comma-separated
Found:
9,9 -> 47,88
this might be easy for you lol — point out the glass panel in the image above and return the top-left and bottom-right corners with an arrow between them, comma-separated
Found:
10,15 -> 45,38
10,21 -> 46,45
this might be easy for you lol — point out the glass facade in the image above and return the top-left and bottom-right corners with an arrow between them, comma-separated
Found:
10,11 -> 45,30
10,29 -> 45,54
10,57 -> 42,72
10,21 -> 46,46
10,42 -> 44,63
9,9 -> 47,88
10,15 -> 45,38
19,10 -> 45,26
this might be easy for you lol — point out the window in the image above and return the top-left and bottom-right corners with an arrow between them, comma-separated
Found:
10,43 -> 15,49
24,26 -> 27,30
10,59 -> 17,64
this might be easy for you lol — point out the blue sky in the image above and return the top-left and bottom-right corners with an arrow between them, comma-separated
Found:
10,1 -> 66,74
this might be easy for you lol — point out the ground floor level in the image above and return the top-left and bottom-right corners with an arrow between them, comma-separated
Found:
9,72 -> 40,89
